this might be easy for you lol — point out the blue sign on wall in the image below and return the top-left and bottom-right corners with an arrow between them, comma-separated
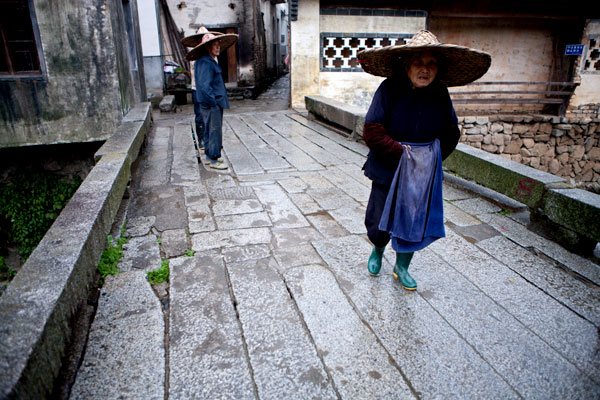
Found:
565,44 -> 585,55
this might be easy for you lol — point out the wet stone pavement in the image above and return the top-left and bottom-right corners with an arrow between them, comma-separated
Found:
70,75 -> 600,399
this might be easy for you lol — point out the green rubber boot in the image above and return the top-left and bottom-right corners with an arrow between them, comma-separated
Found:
393,252 -> 417,290
367,246 -> 385,276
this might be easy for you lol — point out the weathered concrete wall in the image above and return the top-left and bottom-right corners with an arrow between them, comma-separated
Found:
0,0 -> 141,148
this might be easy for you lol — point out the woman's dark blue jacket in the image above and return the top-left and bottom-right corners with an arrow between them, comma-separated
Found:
362,74 -> 460,186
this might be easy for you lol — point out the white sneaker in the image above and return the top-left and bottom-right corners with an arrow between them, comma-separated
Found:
203,157 -> 222,165
209,160 -> 227,170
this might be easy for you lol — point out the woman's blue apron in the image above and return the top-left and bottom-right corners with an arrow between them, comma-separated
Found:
378,139 -> 445,252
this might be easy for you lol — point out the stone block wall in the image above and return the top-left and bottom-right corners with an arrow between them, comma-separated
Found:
458,115 -> 600,191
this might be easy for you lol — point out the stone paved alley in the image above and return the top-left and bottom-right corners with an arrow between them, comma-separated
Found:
68,74 -> 600,399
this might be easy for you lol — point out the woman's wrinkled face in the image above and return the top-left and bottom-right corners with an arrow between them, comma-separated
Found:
406,52 -> 438,88
208,41 -> 221,58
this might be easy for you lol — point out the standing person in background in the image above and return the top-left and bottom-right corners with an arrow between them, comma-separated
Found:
185,28 -> 238,170
357,30 -> 491,290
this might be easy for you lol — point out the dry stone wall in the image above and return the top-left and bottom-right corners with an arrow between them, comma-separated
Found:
458,115 -> 600,192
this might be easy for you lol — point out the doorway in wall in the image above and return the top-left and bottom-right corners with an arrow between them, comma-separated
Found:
210,27 -> 238,85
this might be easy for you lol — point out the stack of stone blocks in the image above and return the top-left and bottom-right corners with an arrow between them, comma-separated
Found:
458,115 -> 600,191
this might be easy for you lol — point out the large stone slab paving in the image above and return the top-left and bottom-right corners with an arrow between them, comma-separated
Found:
226,115 -> 292,171
221,244 -> 272,264
300,174 -> 361,210
429,229 -> 600,384
253,184 -> 310,228
191,227 -> 272,252
183,184 -> 210,206
119,234 -> 162,271
212,199 -> 264,216
312,235 -> 518,399
263,115 -> 343,166
222,121 -> 264,175
306,187 -> 359,211
125,215 -> 156,237
277,176 -> 308,193
228,257 -> 337,399
169,255 -> 254,399
287,113 -> 369,157
70,271 -> 164,400
478,213 -> 600,286
328,206 -> 367,234
442,182 -> 474,201
240,115 -> 323,171
160,228 -> 188,258
475,234 -> 600,327
289,192 -> 322,214
307,214 -> 350,238
273,243 -> 324,272
209,185 -> 256,200
283,264 -> 416,399
443,201 -> 482,226
171,125 -> 201,185
319,167 -> 370,203
128,185 -> 188,231
282,114 -> 365,165
215,211 -> 272,230
203,174 -> 238,190
450,197 -> 502,215
413,248 -> 599,398
187,203 -> 216,234
272,226 -> 324,248
137,126 -> 170,189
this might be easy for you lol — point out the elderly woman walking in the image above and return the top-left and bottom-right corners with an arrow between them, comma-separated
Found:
357,30 -> 491,290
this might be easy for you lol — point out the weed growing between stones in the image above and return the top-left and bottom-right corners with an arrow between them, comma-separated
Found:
147,259 -> 169,285
185,250 -> 195,257
97,223 -> 128,284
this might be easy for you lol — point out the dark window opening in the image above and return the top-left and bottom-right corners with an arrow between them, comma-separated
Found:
0,0 -> 41,76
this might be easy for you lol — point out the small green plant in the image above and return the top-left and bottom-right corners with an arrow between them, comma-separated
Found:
156,238 -> 162,244
185,250 -> 195,257
97,222 -> 129,284
0,256 -> 16,280
500,209 -> 513,216
0,170 -> 82,259
147,259 -> 169,285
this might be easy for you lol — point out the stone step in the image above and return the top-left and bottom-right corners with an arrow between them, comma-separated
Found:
69,271 -> 165,399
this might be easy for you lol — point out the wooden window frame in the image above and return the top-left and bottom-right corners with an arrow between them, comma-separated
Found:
0,0 -> 46,80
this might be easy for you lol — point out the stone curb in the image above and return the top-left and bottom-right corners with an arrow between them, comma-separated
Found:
305,95 -> 366,139
305,96 -> 600,246
0,103 -> 151,398
444,144 -> 600,244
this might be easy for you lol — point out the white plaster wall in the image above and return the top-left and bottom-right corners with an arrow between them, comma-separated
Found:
433,17 -> 554,83
571,19 -> 600,107
138,0 -> 161,56
167,0 -> 243,38
318,14 -> 425,109
291,4 -> 426,109
320,14 -> 424,33
290,0 -> 320,109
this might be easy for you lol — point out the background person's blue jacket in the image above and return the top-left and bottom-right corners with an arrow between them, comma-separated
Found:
194,55 -> 230,110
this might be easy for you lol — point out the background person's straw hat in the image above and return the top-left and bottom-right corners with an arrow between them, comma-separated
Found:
185,28 -> 238,61
181,26 -> 222,48
357,30 -> 492,87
